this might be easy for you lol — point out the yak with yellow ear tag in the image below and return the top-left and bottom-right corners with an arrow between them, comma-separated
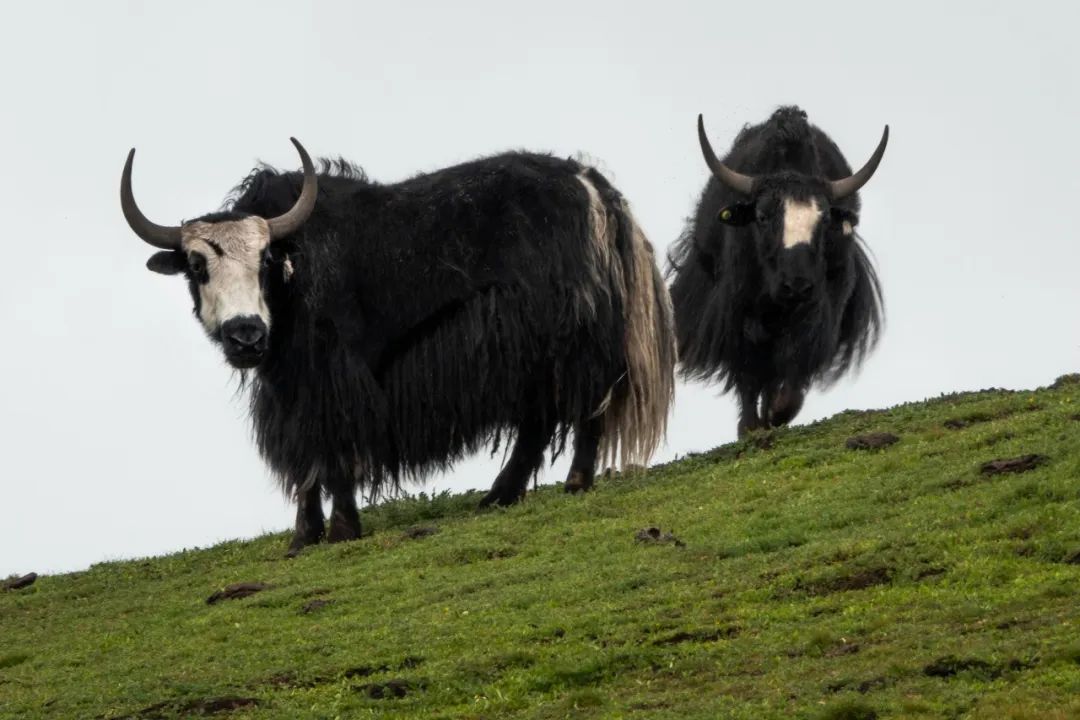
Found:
668,106 -> 888,438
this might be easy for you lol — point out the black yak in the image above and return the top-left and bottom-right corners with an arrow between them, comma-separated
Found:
121,139 -> 676,554
669,107 -> 886,437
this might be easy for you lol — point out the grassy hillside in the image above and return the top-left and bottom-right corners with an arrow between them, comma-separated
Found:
3,376 -> 1079,720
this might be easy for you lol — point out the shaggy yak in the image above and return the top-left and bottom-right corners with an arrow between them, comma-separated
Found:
121,139 -> 676,554
669,106 -> 887,437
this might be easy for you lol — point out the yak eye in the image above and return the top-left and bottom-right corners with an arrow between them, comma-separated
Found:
188,253 -> 207,276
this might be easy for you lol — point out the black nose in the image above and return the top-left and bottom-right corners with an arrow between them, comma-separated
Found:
780,277 -> 814,301
221,317 -> 268,353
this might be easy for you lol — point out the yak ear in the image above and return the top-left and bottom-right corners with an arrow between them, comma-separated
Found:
146,250 -> 187,275
829,207 -> 859,235
717,202 -> 755,226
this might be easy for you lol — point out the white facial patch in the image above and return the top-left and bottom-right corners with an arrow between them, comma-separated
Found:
781,198 -> 823,248
180,217 -> 272,333
842,220 -> 854,236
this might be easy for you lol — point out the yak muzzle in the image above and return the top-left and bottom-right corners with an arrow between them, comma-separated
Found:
778,276 -> 815,305
221,316 -> 268,368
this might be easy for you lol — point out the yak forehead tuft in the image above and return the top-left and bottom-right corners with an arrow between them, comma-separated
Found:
181,217 -> 270,261
781,198 -> 822,249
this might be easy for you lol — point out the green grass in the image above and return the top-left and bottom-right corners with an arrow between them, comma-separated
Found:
3,375 -> 1080,719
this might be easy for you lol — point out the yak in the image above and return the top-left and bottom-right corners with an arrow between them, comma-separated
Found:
121,138 -> 676,554
668,106 -> 886,438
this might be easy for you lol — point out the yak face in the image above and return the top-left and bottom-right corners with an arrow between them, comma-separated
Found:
146,215 -> 274,369
695,114 -> 887,309
120,138 -> 318,371
716,179 -> 858,307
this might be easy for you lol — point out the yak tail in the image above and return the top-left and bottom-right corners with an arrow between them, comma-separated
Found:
577,169 -> 677,470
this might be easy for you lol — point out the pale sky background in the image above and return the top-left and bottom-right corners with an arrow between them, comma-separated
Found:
1,1 -> 1077,577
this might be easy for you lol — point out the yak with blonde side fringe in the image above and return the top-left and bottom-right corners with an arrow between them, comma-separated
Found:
123,144 -> 677,556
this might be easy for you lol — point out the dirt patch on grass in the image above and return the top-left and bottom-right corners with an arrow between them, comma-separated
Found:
845,433 -> 899,451
915,566 -> 948,580
825,642 -> 862,658
256,657 -> 425,690
653,626 -> 740,646
826,675 -> 888,694
944,412 -> 997,430
2,573 -> 37,591
923,655 -> 1036,679
206,582 -> 268,605
109,696 -> 260,719
402,526 -> 439,540
979,454 -> 1048,476
634,527 -> 686,547
301,598 -> 332,614
358,678 -> 417,699
817,699 -> 879,720
797,566 -> 893,596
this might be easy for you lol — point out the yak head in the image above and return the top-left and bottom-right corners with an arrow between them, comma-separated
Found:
697,115 -> 887,307
120,139 -> 317,369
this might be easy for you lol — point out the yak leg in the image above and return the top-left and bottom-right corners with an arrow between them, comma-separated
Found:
564,416 -> 604,494
479,415 -> 556,508
287,482 -> 325,558
767,380 -> 807,428
327,476 -> 362,544
736,381 -> 766,438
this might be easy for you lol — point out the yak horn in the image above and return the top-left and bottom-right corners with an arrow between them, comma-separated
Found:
828,126 -> 889,200
266,138 -> 318,240
120,149 -> 183,250
697,114 -> 755,196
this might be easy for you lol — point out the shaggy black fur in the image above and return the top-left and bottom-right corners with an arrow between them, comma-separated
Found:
154,152 -> 672,552
669,106 -> 884,437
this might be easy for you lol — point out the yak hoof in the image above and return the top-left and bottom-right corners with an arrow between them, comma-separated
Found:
563,470 -> 594,494
327,515 -> 362,544
737,420 -> 764,439
285,524 -> 325,558
285,536 -> 317,558
479,486 -> 525,509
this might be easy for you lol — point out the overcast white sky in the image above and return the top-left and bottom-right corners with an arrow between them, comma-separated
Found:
1,1 -> 1076,576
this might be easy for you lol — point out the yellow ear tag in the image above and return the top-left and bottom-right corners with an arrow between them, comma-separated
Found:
720,208 -> 733,221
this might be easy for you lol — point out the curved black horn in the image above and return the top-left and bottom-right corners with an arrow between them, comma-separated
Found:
697,114 -> 755,196
828,126 -> 889,200
120,148 -> 183,250
266,138 -> 318,241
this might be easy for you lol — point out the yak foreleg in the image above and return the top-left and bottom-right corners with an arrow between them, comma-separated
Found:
287,482 -> 325,558
736,381 -> 766,438
765,379 -> 807,428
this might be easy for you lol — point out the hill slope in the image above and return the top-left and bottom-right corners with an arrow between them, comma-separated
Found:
3,376 -> 1080,720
